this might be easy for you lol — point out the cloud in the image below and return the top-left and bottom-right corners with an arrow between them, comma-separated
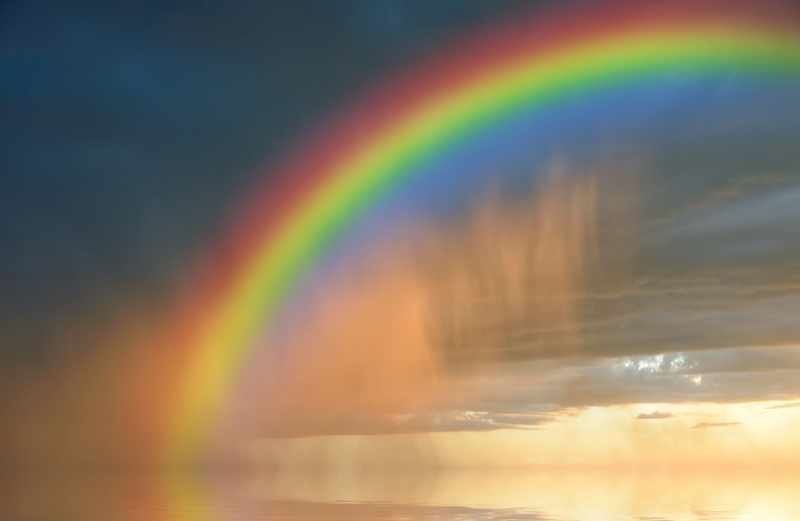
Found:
636,411 -> 673,420
766,402 -> 800,410
223,160 -> 800,444
692,422 -> 741,429
662,186 -> 800,244
249,501 -> 551,521
457,345 -> 800,418
389,410 -> 550,433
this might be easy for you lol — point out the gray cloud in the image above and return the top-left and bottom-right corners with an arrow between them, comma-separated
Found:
246,409 -> 553,439
636,411 -> 674,420
766,402 -> 800,410
453,345 -> 800,421
660,186 -> 800,244
246,341 -> 800,437
392,410 -> 550,433
692,422 -> 741,430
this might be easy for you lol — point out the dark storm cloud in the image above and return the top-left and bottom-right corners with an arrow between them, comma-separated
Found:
639,137 -> 800,269
654,186 -> 800,258
423,180 -> 800,371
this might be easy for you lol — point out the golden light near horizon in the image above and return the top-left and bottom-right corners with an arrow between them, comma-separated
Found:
244,440 -> 800,520
248,397 -> 800,471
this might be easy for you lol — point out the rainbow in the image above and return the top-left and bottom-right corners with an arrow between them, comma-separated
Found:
155,0 -> 800,465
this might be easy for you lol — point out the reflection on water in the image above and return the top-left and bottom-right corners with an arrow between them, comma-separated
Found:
5,469 -> 800,520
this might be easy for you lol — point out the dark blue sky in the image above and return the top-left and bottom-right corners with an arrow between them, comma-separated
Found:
1,0 -> 545,365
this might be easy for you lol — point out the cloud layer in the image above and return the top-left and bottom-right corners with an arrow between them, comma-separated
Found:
224,159 -> 800,449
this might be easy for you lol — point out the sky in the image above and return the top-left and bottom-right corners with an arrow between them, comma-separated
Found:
2,0 -> 800,471
1,0 -> 544,368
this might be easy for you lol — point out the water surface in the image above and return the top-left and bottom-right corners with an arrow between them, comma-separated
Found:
5,469 -> 799,520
